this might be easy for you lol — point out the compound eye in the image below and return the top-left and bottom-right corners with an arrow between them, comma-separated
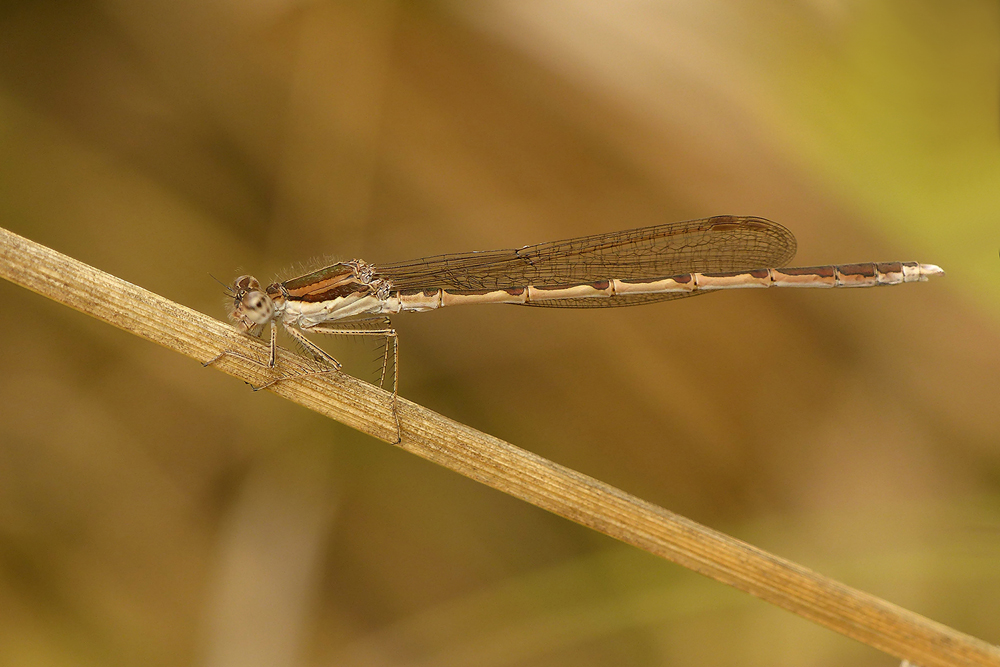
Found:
234,275 -> 261,292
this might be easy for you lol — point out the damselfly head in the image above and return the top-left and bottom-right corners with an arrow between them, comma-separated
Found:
230,275 -> 275,332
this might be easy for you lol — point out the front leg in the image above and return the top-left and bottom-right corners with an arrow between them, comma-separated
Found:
281,321 -> 343,370
267,318 -> 277,367
203,320 -> 273,368
203,321 -> 287,389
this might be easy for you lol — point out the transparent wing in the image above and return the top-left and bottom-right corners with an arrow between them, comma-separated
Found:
375,216 -> 797,308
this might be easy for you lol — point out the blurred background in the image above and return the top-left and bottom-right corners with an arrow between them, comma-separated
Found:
1,1 -> 999,665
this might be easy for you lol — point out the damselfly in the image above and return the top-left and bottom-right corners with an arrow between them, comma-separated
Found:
207,216 -> 943,440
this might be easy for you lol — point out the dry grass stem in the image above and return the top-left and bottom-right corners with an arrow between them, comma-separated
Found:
1,225 -> 997,667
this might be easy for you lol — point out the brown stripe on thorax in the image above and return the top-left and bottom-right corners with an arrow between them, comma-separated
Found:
281,264 -> 373,303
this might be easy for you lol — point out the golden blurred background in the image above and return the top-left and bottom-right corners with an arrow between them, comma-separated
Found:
1,1 -> 999,665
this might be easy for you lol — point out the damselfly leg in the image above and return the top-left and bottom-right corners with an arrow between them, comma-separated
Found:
204,316 -> 401,443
